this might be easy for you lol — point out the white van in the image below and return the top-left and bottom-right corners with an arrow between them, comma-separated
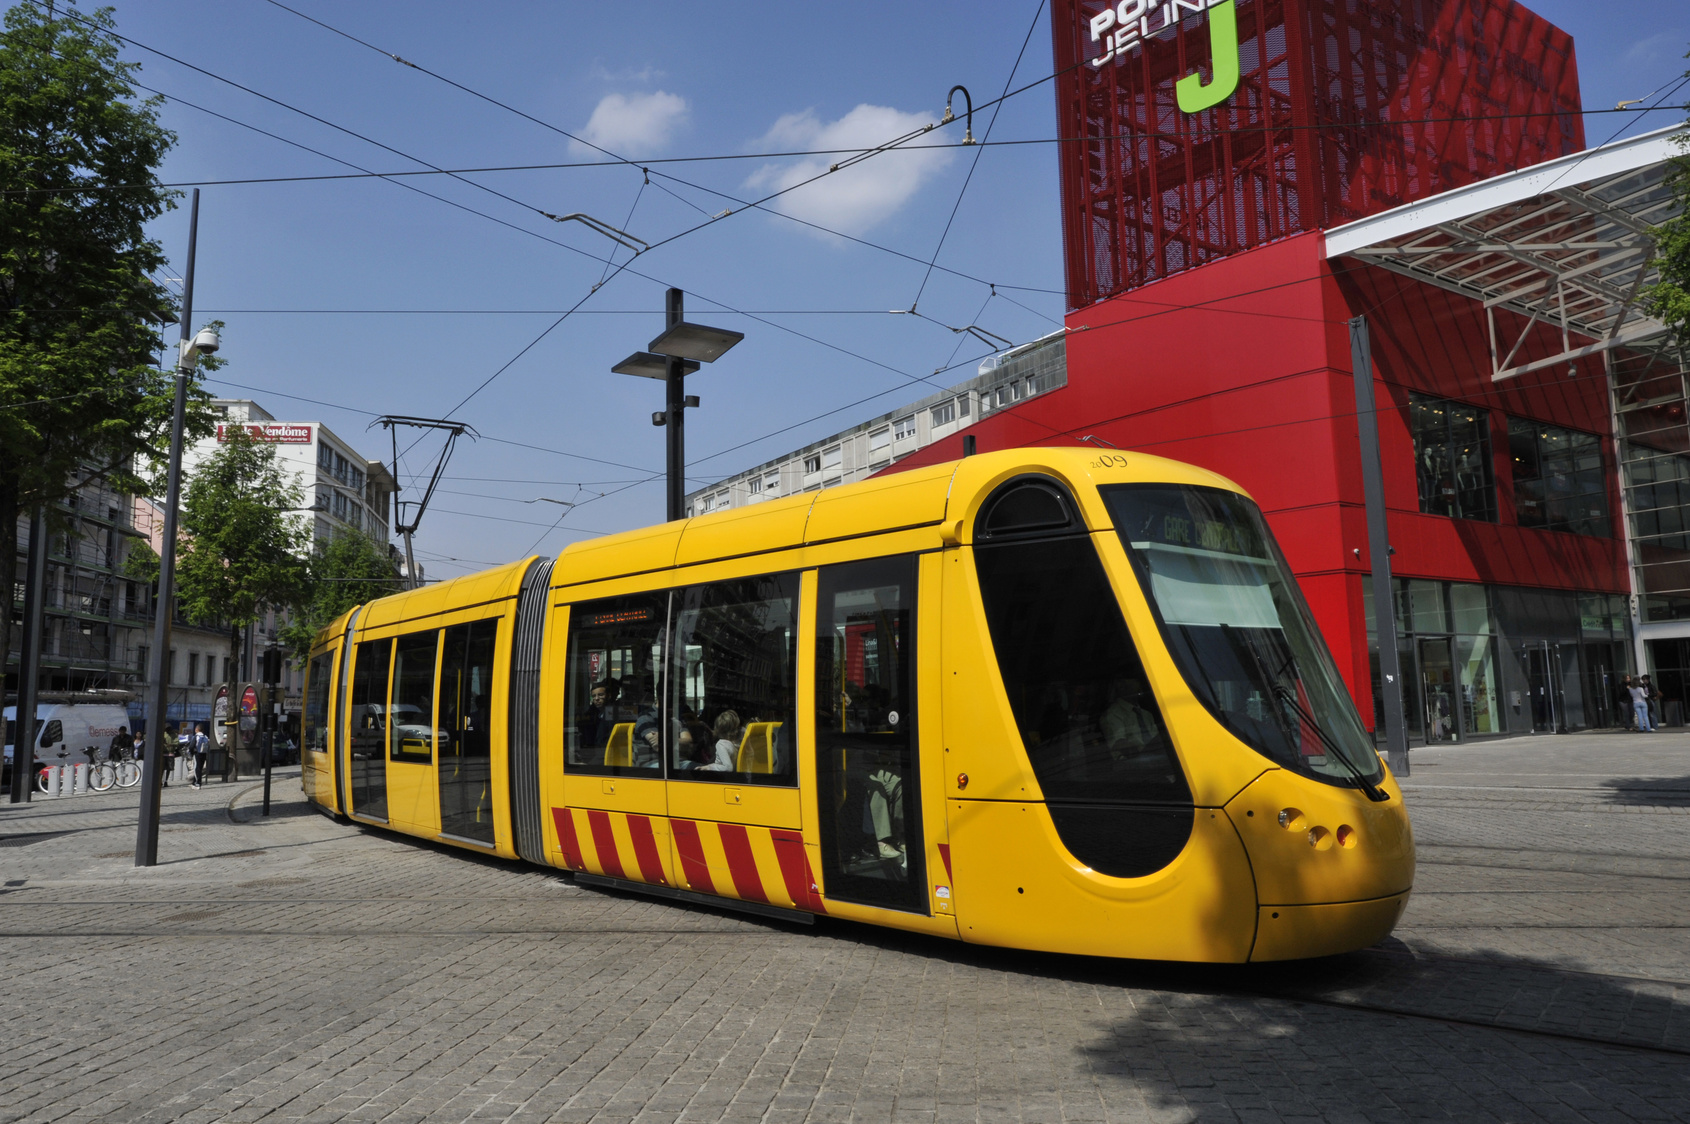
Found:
3,703 -> 134,771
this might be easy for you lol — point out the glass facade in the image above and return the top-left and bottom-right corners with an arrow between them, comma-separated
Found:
1411,394 -> 1496,522
1508,419 -> 1609,536
1366,579 -> 1631,742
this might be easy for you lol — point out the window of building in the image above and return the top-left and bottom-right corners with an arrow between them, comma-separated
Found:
1508,418 -> 1608,536
188,652 -> 199,686
1411,394 -> 1496,521
869,427 -> 890,451
893,415 -> 916,441
317,442 -> 334,470
958,395 -> 970,417
565,592 -> 669,774
714,491 -> 729,510
748,477 -> 763,495
671,574 -> 798,785
804,453 -> 822,475
822,446 -> 842,471
764,473 -> 780,494
931,401 -> 956,427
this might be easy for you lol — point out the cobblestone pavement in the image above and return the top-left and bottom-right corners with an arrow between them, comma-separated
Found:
0,734 -> 1686,1124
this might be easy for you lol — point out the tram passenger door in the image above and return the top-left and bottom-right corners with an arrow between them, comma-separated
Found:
346,638 -> 391,822
385,629 -> 442,837
437,620 -> 497,846
813,557 -> 926,913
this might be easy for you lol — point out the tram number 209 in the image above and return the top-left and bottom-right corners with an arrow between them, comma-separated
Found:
1089,454 -> 1130,469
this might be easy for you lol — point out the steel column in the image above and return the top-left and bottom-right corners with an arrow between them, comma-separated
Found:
136,189 -> 198,866
665,287 -> 685,522
1351,316 -> 1409,776
9,506 -> 48,803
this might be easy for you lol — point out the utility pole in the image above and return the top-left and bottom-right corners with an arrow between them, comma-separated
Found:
1351,316 -> 1409,778
137,190 -> 220,865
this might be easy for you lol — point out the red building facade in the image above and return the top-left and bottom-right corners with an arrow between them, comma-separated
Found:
889,0 -> 1669,739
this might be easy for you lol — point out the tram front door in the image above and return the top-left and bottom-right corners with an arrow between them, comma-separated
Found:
813,556 -> 926,914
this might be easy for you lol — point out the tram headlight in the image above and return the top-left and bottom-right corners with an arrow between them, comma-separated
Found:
1277,808 -> 1305,831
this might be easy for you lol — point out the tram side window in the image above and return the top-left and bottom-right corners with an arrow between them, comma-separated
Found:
564,592 -> 669,775
814,556 -> 924,912
303,652 -> 333,754
390,630 -> 439,763
973,482 -> 1190,806
349,638 -> 391,820
671,573 -> 798,785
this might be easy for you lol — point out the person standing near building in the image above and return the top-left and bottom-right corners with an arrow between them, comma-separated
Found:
1630,677 -> 1654,733
1641,675 -> 1663,729
191,723 -> 210,788
1617,674 -> 1636,730
108,726 -> 129,763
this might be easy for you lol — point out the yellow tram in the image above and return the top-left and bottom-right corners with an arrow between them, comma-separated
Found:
301,448 -> 1413,961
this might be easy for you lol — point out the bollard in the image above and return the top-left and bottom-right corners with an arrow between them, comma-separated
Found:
44,766 -> 60,798
72,763 -> 88,795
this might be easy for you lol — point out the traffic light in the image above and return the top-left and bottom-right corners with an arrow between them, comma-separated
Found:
261,647 -> 283,685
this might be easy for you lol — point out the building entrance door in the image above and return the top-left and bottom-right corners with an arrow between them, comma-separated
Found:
1581,641 -> 1623,729
1418,638 -> 1458,743
1522,642 -> 1566,733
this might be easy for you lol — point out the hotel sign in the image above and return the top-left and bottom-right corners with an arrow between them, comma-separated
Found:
1087,0 -> 1241,113
217,423 -> 313,444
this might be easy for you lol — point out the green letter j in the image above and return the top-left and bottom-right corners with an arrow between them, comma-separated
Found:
1175,0 -> 1241,114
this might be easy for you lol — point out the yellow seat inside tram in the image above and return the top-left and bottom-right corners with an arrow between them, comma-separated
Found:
603,722 -> 634,767
735,721 -> 781,774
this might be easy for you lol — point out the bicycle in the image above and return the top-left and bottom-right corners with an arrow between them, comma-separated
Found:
83,745 -> 135,793
112,746 -> 141,789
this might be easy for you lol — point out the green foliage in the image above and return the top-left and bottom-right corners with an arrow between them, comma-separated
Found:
122,537 -> 158,585
174,428 -> 311,663
279,530 -> 401,662
1,1 -> 215,664
1644,54 -> 1690,346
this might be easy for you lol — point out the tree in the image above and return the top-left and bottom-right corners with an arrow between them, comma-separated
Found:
1,1 -> 209,672
169,428 -> 312,687
279,529 -> 402,663
1644,53 -> 1690,345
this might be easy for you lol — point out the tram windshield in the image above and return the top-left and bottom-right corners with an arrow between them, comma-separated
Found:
1102,484 -> 1384,790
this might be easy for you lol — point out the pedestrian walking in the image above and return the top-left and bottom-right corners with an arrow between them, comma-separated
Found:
1642,675 -> 1663,729
191,723 -> 210,788
1630,677 -> 1654,732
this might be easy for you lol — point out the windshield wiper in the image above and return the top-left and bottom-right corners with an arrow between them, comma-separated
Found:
1222,624 -> 1388,802
1269,682 -> 1389,802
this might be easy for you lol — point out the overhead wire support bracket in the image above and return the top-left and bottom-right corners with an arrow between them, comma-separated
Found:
538,211 -> 650,254
372,415 -> 480,589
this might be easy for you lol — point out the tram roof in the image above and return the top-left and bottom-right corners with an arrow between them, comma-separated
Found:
1323,126 -> 1684,382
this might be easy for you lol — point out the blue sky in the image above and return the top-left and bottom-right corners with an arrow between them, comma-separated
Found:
106,0 -> 1688,580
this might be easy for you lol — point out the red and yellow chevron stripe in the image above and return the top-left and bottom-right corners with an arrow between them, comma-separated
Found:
551,806 -> 827,914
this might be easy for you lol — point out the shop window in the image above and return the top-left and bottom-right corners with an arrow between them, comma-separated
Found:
1509,419 -> 1609,536
671,573 -> 798,785
1411,394 -> 1496,521
565,592 -> 669,774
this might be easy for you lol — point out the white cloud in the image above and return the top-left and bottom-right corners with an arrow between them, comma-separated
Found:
744,104 -> 954,238
572,90 -> 688,157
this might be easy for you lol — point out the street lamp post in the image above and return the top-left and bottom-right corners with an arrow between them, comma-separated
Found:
135,189 -> 220,867
612,289 -> 743,521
